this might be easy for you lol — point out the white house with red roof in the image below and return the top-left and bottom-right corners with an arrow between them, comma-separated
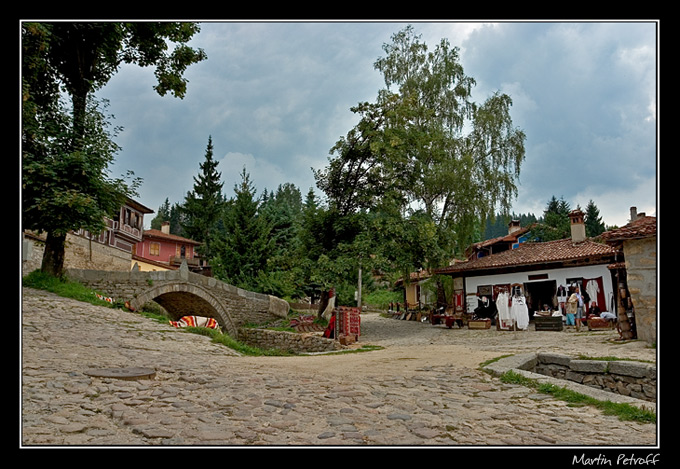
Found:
434,210 -> 619,320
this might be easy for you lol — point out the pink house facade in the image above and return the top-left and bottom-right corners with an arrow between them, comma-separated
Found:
133,222 -> 209,274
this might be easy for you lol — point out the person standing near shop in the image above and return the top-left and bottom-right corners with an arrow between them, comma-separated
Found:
567,286 -> 585,331
566,289 -> 577,328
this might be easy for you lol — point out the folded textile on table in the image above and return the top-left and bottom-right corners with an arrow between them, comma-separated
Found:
169,316 -> 219,329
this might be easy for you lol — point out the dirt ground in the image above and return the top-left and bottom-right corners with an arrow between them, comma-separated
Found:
238,311 -> 657,379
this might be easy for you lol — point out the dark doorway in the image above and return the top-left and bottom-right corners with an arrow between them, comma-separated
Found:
523,280 -> 557,319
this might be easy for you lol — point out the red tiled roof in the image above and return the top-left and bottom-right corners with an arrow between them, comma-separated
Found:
469,226 -> 532,251
394,269 -> 432,286
600,216 -> 656,242
142,229 -> 202,245
435,238 -> 617,275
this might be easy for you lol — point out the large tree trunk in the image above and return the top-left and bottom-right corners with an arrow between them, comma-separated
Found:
436,279 -> 447,310
41,232 -> 67,277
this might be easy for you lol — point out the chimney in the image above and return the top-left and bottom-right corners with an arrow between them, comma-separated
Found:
161,221 -> 170,234
630,206 -> 637,222
508,219 -> 521,235
568,209 -> 586,243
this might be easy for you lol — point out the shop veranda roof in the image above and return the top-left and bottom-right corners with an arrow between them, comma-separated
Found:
434,238 -> 618,277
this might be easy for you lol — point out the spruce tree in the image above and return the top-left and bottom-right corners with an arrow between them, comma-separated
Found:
584,199 -> 606,237
150,198 -> 171,230
180,136 -> 224,260
213,167 -> 272,289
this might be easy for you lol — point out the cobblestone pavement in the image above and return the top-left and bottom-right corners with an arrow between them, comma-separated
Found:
21,288 -> 658,448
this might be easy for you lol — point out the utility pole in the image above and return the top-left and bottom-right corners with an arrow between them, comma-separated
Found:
357,259 -> 362,309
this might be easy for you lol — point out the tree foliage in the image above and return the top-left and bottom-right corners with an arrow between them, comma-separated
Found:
21,21 -> 206,276
211,168 -> 273,290
584,199 -> 606,237
526,196 -> 607,242
314,25 -> 526,271
181,136 -> 225,259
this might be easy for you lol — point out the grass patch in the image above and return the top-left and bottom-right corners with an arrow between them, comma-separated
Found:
500,370 -> 656,424
23,270 -> 123,308
576,354 -> 655,364
479,354 -> 514,369
183,327 -> 293,356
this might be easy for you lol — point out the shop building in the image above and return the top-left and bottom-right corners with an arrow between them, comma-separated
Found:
434,210 -> 619,322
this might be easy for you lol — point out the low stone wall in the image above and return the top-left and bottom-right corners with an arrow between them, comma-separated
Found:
238,328 -> 345,354
65,266 -> 289,337
535,353 -> 656,402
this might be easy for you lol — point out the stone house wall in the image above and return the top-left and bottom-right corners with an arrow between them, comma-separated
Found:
623,237 -> 657,344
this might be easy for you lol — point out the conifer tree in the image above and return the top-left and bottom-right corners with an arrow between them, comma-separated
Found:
213,167 -> 272,289
181,136 -> 224,260
584,199 -> 606,237
150,198 -> 171,230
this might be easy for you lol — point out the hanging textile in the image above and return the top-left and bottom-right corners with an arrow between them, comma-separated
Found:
511,294 -> 530,330
585,277 -> 606,311
496,291 -> 513,329
322,289 -> 336,321
493,284 -> 510,302
454,291 -> 465,312
556,285 -> 568,314
169,316 -> 219,329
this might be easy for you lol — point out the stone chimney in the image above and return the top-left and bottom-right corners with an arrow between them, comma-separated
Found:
568,209 -> 586,243
629,206 -> 646,222
508,219 -> 521,235
161,221 -> 170,234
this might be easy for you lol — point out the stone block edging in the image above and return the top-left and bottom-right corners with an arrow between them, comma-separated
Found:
483,353 -> 656,413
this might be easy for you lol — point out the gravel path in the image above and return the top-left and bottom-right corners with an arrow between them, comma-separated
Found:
21,288 -> 658,447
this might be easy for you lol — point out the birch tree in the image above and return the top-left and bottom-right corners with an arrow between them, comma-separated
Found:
315,25 -> 526,269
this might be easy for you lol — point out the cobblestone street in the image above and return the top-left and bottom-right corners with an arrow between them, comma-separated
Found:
21,287 -> 658,450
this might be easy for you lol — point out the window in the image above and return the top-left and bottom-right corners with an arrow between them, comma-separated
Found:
150,242 -> 160,256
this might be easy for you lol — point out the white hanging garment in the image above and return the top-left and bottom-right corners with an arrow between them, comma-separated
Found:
585,279 -> 599,299
512,295 -> 530,330
496,292 -> 512,329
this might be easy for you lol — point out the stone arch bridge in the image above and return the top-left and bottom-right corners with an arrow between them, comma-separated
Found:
66,262 -> 289,337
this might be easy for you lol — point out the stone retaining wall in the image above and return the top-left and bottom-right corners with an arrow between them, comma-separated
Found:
238,328 -> 345,354
534,353 -> 656,402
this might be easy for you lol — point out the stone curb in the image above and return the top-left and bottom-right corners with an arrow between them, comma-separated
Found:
483,353 -> 656,414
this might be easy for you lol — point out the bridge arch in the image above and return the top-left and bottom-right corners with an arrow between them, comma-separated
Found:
129,281 -> 238,337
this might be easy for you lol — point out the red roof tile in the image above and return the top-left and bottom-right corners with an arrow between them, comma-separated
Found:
142,229 -> 202,245
600,216 -> 656,242
435,238 -> 617,275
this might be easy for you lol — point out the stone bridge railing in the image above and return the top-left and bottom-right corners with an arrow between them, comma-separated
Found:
66,261 -> 289,338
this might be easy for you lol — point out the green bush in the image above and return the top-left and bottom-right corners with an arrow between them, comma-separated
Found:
363,288 -> 401,309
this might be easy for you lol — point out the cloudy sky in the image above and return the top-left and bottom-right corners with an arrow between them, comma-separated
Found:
97,20 -> 658,229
